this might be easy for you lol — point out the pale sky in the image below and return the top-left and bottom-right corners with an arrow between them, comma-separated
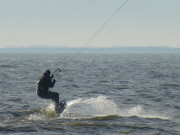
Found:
0,0 -> 180,48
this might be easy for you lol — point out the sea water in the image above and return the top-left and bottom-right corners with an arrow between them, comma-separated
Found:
0,53 -> 179,135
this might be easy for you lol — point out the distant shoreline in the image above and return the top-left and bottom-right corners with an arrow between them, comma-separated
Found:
0,47 -> 180,53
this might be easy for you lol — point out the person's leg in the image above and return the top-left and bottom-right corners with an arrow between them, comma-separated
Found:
47,91 -> 59,112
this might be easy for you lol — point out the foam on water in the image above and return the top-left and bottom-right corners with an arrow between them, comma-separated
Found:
27,95 -> 169,120
27,104 -> 57,121
28,113 -> 47,121
60,95 -> 169,120
120,105 -> 169,120
60,95 -> 118,119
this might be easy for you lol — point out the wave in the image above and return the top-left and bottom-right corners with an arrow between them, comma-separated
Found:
25,95 -> 169,121
59,95 -> 169,120
60,95 -> 119,119
0,64 -> 15,68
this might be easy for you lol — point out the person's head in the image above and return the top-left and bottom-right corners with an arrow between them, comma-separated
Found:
44,70 -> 51,76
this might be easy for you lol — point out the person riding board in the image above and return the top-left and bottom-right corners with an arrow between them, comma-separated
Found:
36,69 -> 60,113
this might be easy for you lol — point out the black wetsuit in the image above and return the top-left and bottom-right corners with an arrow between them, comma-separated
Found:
36,70 -> 59,112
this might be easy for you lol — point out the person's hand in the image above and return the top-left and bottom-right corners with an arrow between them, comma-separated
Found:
53,79 -> 56,83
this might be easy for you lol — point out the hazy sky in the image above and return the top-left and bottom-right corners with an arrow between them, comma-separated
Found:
0,0 -> 180,48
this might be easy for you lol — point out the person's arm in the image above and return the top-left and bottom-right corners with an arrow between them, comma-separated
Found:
49,79 -> 56,88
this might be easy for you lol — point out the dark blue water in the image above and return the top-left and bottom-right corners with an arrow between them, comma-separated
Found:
0,53 -> 179,135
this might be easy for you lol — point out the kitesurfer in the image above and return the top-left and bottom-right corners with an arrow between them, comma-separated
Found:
36,70 -> 60,113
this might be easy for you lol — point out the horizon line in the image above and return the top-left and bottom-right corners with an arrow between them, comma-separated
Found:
0,47 -> 180,53
0,46 -> 180,49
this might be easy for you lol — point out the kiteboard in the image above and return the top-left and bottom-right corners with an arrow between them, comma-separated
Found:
58,100 -> 67,114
